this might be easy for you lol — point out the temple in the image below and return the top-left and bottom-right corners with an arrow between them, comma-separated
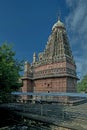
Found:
22,18 -> 78,95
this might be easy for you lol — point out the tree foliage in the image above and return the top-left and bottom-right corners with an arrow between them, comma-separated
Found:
77,75 -> 87,92
0,42 -> 23,93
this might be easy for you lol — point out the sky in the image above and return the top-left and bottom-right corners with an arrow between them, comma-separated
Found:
0,0 -> 87,79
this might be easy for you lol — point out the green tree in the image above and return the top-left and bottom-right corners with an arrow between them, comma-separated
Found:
0,42 -> 23,93
77,75 -> 87,92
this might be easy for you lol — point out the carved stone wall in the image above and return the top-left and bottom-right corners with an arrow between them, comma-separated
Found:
33,77 -> 67,92
22,78 -> 33,92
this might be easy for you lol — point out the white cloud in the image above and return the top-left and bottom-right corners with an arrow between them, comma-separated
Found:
65,0 -> 87,79
75,56 -> 87,79
66,0 -> 77,8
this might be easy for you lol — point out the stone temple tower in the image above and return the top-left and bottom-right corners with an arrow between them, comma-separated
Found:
22,18 -> 78,94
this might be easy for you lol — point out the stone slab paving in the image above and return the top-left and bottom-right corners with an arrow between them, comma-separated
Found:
1,102 -> 87,130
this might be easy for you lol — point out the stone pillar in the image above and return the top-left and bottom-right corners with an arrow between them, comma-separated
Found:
21,61 -> 33,102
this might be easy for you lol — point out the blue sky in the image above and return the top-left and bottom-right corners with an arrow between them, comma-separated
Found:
0,0 -> 87,79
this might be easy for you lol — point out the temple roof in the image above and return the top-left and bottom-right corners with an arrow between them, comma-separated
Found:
52,19 -> 65,30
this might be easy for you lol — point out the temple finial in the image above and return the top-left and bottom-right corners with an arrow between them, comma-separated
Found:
58,15 -> 60,21
58,10 -> 61,21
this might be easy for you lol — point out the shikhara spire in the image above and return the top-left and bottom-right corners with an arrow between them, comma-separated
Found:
32,18 -> 74,67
